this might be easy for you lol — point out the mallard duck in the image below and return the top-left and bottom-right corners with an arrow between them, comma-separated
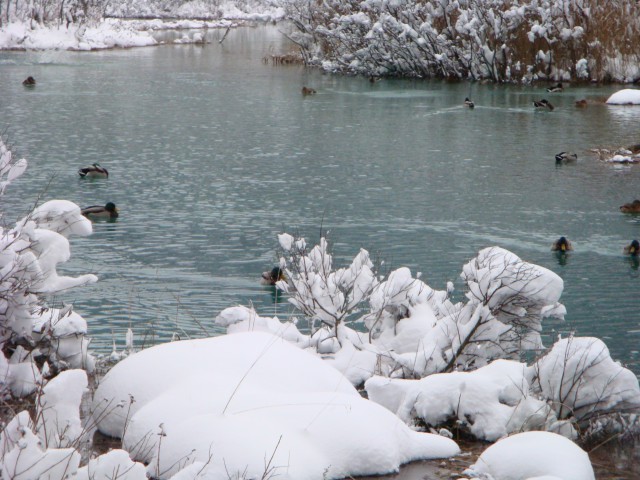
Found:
534,99 -> 554,110
261,266 -> 286,285
551,236 -> 573,252
555,152 -> 578,163
81,202 -> 119,220
301,86 -> 316,96
546,82 -> 563,93
620,199 -> 640,213
78,163 -> 109,178
464,97 -> 475,109
575,99 -> 588,108
625,143 -> 640,155
624,239 -> 640,256
22,76 -> 36,86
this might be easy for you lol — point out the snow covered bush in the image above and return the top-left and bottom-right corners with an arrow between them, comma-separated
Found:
0,0 -> 109,28
1,369 -> 147,479
530,336 -> 640,426
263,235 -> 565,379
281,0 -> 640,83
216,233 -> 640,442
274,232 -> 379,342
1,136 -> 97,399
366,360 -> 558,442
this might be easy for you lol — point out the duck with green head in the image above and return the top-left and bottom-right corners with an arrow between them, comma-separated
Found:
555,152 -> 578,163
551,236 -> 573,252
81,202 -> 119,220
624,239 -> 640,256
533,99 -> 554,110
261,266 -> 286,285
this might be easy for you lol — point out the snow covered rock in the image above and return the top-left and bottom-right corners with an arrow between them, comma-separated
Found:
606,89 -> 640,105
463,431 -> 595,480
366,359 -> 554,442
92,331 -> 459,479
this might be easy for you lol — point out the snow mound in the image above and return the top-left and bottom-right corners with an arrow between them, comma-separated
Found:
366,359 -> 555,442
606,89 -> 640,105
92,332 -> 459,479
463,431 -> 595,480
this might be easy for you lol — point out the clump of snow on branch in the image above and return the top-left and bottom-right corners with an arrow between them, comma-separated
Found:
76,449 -> 147,480
36,369 -> 88,448
92,331 -> 460,479
530,336 -> 640,425
1,379 -> 82,479
1,369 -> 146,479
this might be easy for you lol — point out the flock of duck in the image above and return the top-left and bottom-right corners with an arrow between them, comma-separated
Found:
77,163 -> 119,220
465,81 -> 639,259
23,76 -> 118,220
29,77 -> 640,257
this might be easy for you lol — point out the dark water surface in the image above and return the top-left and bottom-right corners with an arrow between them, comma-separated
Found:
1,25 -> 639,382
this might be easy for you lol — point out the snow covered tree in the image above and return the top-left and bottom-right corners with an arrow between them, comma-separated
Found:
1,136 -> 97,399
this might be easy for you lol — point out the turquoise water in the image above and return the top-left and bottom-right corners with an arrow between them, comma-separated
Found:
1,25 -> 639,375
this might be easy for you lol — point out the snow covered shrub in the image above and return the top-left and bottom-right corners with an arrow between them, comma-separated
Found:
0,0 -> 107,27
529,336 -> 640,426
217,234 -> 640,442
274,236 -> 566,380
1,136 -> 97,399
275,232 -> 379,344
366,360 -> 558,442
282,0 -> 640,83
0,369 -> 146,479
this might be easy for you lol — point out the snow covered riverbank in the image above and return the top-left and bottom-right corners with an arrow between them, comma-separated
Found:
0,0 -> 284,51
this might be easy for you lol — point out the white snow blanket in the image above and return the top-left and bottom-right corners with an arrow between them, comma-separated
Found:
92,331 -> 459,479
606,89 -> 640,105
463,431 -> 595,480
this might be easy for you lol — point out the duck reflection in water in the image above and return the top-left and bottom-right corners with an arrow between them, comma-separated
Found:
624,240 -> 640,270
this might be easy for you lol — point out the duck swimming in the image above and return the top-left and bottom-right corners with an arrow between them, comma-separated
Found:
81,202 -> 119,220
624,240 -> 640,256
534,99 -> 554,110
551,236 -> 573,252
261,266 -> 286,285
555,152 -> 578,163
546,82 -> 563,93
464,97 -> 475,109
78,163 -> 109,178
22,76 -> 36,86
620,200 -> 640,213
301,86 -> 316,96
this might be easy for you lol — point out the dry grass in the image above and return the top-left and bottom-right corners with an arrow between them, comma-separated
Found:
262,53 -> 305,66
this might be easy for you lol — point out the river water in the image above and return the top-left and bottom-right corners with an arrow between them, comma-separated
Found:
1,24 -> 639,381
